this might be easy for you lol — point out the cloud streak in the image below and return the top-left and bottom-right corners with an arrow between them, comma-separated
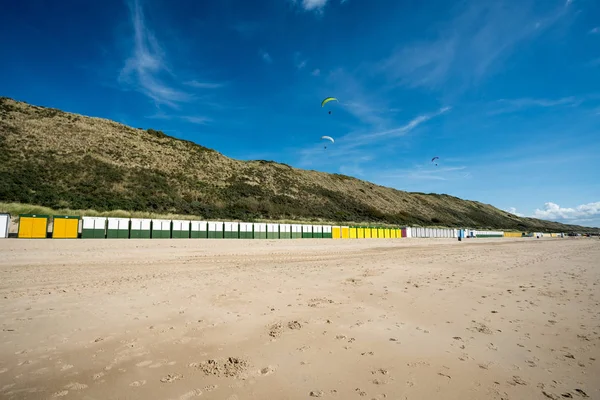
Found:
343,106 -> 451,148
488,96 -> 582,115
374,1 -> 571,91
498,97 -> 580,107
181,116 -> 212,125
185,80 -> 226,89
326,68 -> 403,129
292,0 -> 329,12
296,106 -> 451,168
146,112 -> 212,125
118,0 -> 192,108
379,165 -> 467,181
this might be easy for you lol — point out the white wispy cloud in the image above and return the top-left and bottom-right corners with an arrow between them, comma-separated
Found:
146,112 -> 212,125
181,116 -> 212,125
461,139 -> 600,173
260,49 -> 273,64
342,101 -> 388,125
533,202 -> 600,223
379,165 -> 467,182
326,68 -> 401,128
354,163 -> 471,191
292,106 -> 458,187
499,97 -> 580,107
374,1 -> 571,90
376,36 -> 456,90
488,96 -> 582,115
145,111 -> 172,120
296,106 -> 451,168
343,106 -> 451,148
311,68 -> 321,76
184,80 -> 225,89
590,27 -> 600,34
292,0 -> 329,12
339,164 -> 366,177
118,0 -> 192,108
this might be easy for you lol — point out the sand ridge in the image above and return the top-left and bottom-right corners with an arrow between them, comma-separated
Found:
0,237 -> 598,399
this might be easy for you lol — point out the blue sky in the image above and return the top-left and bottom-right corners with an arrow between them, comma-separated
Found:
1,0 -> 599,227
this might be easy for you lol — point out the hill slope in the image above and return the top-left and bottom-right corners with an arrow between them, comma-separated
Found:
0,97 -> 595,232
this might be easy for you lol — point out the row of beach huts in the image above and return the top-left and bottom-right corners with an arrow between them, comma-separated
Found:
0,213 -> 564,240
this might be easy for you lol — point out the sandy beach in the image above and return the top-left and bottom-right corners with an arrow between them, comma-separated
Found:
0,237 -> 598,400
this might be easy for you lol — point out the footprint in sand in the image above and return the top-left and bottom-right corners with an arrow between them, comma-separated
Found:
60,364 -> 74,371
372,378 -> 388,385
52,390 -> 69,397
269,323 -> 283,338
260,366 -> 276,376
508,376 -> 527,386
160,374 -> 183,383
288,321 -> 302,330
130,380 -> 147,387
0,368 -> 8,374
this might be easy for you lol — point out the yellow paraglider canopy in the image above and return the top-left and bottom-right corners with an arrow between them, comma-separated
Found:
321,97 -> 338,107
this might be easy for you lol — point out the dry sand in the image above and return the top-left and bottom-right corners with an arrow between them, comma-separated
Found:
0,237 -> 599,400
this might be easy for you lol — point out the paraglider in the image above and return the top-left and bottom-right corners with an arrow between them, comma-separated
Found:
431,156 -> 439,166
321,135 -> 334,149
321,97 -> 338,114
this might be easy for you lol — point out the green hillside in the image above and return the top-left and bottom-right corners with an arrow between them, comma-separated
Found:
0,97 -> 596,233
